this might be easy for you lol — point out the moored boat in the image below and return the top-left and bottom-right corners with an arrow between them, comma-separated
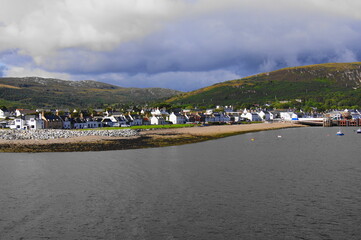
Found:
356,128 -> 361,134
336,129 -> 344,136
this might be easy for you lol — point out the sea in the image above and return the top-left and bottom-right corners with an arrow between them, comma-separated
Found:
1,127 -> 361,240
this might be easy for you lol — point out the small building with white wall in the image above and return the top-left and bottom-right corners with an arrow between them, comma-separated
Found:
151,115 -> 166,125
168,112 -> 186,124
280,112 -> 298,121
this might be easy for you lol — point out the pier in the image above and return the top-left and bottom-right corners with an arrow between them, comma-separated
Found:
297,118 -> 361,127
322,118 -> 361,127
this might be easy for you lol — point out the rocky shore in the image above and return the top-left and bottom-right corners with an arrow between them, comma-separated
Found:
0,129 -> 139,141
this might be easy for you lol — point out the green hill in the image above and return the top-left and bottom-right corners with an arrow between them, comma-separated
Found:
168,62 -> 361,109
0,77 -> 182,108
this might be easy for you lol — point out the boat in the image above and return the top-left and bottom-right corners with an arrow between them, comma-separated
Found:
336,129 -> 344,136
356,128 -> 361,134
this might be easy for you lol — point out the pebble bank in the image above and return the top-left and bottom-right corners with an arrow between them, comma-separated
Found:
0,129 -> 139,140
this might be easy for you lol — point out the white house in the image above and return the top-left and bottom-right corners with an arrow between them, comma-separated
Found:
151,108 -> 162,115
25,115 -> 43,129
268,112 -> 275,120
10,115 -> 43,130
241,109 -> 262,121
168,112 -> 186,124
241,108 -> 249,119
102,116 -> 117,127
151,108 -> 169,116
258,111 -> 271,121
86,119 -> 102,128
243,112 -> 263,122
228,113 -> 242,122
150,115 -> 166,125
101,116 -> 129,127
113,116 -> 128,127
0,109 -> 9,119
280,112 -> 298,121
10,118 -> 25,130
71,117 -> 102,129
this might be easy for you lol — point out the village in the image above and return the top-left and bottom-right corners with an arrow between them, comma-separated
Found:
0,105 -> 360,130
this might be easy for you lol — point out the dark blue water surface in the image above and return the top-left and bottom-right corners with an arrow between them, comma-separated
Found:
1,127 -> 361,239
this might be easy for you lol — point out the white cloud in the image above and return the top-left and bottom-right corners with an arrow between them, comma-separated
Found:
332,49 -> 358,63
2,0 -> 361,61
3,65 -> 71,80
0,0 -> 189,62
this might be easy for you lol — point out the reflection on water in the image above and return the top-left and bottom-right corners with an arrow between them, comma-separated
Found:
1,127 -> 361,239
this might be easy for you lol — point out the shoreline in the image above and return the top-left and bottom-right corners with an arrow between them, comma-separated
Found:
0,123 -> 305,152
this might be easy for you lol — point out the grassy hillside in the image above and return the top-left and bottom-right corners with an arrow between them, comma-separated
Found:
168,62 -> 361,108
0,77 -> 182,108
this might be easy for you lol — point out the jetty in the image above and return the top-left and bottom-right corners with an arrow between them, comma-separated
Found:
296,118 -> 361,127
326,118 -> 361,127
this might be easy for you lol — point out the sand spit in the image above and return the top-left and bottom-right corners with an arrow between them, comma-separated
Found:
0,122 -> 304,152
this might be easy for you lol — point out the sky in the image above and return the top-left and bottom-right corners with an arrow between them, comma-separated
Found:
1,0 -> 361,91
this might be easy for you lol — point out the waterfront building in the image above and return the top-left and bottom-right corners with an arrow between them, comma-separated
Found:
169,112 -> 186,124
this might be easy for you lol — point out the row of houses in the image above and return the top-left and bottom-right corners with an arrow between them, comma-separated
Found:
1,107 -> 359,130
0,111 -> 285,130
5,113 -> 141,130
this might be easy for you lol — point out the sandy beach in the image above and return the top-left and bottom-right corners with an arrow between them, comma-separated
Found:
140,122 -> 302,137
0,122 -> 304,152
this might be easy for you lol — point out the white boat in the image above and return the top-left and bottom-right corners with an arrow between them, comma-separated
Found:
336,129 -> 344,136
356,128 -> 361,134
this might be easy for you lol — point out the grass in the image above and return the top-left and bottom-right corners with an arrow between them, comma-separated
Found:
80,122 -> 268,131
168,62 -> 361,106
77,124 -> 198,131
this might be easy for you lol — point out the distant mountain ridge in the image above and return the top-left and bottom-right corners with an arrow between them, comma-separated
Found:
0,77 -> 182,108
0,77 -> 122,90
3,62 -> 361,110
168,62 -> 361,108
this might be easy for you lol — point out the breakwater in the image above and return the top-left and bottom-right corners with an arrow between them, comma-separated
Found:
0,129 -> 139,140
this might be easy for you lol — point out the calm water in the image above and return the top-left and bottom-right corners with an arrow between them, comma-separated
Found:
1,127 -> 361,240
